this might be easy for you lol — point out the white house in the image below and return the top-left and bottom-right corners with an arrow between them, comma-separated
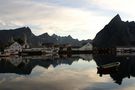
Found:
4,42 -> 22,55
79,43 -> 93,51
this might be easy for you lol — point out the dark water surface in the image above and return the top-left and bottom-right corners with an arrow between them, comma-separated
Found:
0,54 -> 135,90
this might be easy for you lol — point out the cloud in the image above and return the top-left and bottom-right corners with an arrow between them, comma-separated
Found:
0,0 -> 112,40
87,0 -> 135,20
0,59 -> 135,90
1,0 -> 135,40
0,59 -> 112,90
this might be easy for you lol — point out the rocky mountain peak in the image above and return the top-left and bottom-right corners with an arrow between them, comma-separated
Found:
93,14 -> 135,48
109,14 -> 122,25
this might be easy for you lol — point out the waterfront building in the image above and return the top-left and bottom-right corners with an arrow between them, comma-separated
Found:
79,43 -> 93,51
4,42 -> 22,55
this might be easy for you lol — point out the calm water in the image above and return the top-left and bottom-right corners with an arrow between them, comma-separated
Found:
0,54 -> 135,90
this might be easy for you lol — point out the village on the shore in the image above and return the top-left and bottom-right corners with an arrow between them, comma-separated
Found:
0,36 -> 93,57
1,32 -> 135,57
1,36 -> 135,57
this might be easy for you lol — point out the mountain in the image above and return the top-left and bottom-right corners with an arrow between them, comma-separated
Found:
93,14 -> 135,48
0,27 -> 36,47
0,55 -> 84,75
38,33 -> 57,44
0,27 -> 92,48
51,34 -> 80,45
0,27 -> 33,43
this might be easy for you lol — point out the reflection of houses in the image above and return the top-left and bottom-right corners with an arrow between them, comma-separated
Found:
116,47 -> 135,56
116,47 -> 135,52
1,56 -> 30,67
9,56 -> 29,67
72,54 -> 93,61
117,47 -> 132,52
0,55 -> 83,75
0,58 -> 31,75
79,54 -> 93,61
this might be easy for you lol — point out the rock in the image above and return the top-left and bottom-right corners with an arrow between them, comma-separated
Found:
93,14 -> 135,48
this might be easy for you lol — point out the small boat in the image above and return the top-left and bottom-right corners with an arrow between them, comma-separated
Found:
97,62 -> 120,77
98,62 -> 120,69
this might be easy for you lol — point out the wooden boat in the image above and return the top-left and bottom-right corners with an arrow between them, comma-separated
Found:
97,62 -> 120,77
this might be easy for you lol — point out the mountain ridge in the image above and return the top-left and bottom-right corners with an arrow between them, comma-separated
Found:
0,27 -> 92,48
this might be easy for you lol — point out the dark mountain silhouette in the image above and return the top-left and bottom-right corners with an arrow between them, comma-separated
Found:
52,34 -> 78,44
0,27 -> 92,47
0,27 -> 37,47
93,14 -> 135,48
0,27 -> 33,43
38,33 -> 57,44
51,34 -> 91,46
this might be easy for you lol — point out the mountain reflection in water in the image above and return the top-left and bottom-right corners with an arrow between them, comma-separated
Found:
94,54 -> 135,85
0,54 -> 92,75
1,54 -> 135,90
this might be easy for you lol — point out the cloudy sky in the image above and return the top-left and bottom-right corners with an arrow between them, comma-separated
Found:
0,0 -> 135,40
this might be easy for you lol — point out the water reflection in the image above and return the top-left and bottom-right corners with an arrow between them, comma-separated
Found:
0,54 -> 98,90
0,54 -> 92,75
93,54 -> 135,85
1,54 -> 135,90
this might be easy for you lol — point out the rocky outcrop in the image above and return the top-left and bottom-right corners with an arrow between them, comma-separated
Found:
93,14 -> 135,48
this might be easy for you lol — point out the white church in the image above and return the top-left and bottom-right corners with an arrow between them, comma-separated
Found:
4,35 -> 29,55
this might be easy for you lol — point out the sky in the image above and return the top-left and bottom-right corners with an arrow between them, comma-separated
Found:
0,0 -> 135,40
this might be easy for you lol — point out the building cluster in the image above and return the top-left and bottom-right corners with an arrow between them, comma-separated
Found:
0,36 -> 93,57
60,43 -> 92,51
0,37 -> 30,56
